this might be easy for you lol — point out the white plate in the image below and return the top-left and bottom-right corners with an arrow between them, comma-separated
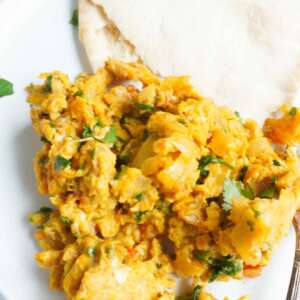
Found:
0,1 -> 296,299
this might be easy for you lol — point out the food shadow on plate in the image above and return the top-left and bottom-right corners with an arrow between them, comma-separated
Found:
69,0 -> 92,73
14,126 -> 65,300
14,125 -> 47,213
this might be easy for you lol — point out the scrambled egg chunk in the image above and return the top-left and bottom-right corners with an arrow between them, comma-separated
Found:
28,60 -> 300,299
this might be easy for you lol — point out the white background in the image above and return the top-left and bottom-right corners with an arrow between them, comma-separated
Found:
0,1 -> 296,299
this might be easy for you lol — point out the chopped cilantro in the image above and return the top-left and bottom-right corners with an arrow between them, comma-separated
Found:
259,177 -> 277,198
43,75 -> 52,93
0,78 -> 13,97
60,216 -> 71,225
251,207 -> 261,218
194,250 -> 242,282
94,119 -> 104,129
135,103 -> 154,112
155,198 -> 171,214
102,127 -> 117,144
238,166 -> 248,181
70,9 -> 79,26
40,136 -> 51,144
192,285 -> 202,300
209,256 -> 243,282
289,107 -> 297,117
222,179 -> 243,211
198,155 -> 234,182
135,193 -> 144,201
193,250 -> 211,263
241,184 -> 254,200
119,155 -> 130,165
222,179 -> 253,211
133,211 -> 147,224
86,247 -> 96,257
175,285 -> 202,300
81,124 -> 92,138
74,90 -> 83,97
273,159 -> 281,166
55,155 -> 71,171
39,207 -> 53,214
155,262 -> 162,269
72,232 -> 80,238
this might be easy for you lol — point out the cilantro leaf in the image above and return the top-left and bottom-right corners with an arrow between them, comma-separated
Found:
55,155 -> 71,170
259,177 -> 277,198
222,179 -> 243,211
102,127 -> 117,144
0,78 -> 13,97
86,247 -> 96,257
192,285 -> 202,300
74,90 -> 83,97
135,193 -> 144,201
193,250 -> 211,263
60,216 -> 71,225
237,165 -> 248,181
273,159 -> 281,166
70,9 -> 79,26
39,207 -> 53,214
198,155 -> 234,183
43,75 -> 52,93
133,211 -> 147,224
209,256 -> 242,282
222,179 -> 254,211
81,124 -> 92,138
135,103 -> 154,112
241,184 -> 254,200
289,107 -> 297,117
175,285 -> 202,300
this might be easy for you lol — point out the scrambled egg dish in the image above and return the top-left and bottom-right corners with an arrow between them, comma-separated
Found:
27,60 -> 300,300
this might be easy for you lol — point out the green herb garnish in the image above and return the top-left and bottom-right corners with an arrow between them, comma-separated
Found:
86,247 -> 96,257
193,250 -> 242,282
192,285 -> 202,300
155,198 -> 171,214
39,207 -> 53,214
0,78 -> 13,97
273,159 -> 281,166
74,90 -> 83,97
289,107 -> 297,117
55,155 -> 71,170
102,127 -> 117,144
43,75 -> 52,93
60,216 -> 71,225
133,211 -> 147,224
135,193 -> 144,201
222,179 -> 254,211
81,124 -> 92,138
135,103 -> 154,112
259,177 -> 277,198
208,256 -> 242,282
222,179 -> 243,211
70,9 -> 79,26
237,166 -> 248,181
40,136 -> 51,144
198,155 -> 234,180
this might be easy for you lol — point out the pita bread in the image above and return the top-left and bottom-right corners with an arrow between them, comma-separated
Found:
80,0 -> 300,123
79,0 -> 138,69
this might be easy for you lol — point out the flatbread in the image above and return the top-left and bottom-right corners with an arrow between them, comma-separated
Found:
80,0 -> 300,123
79,0 -> 138,69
